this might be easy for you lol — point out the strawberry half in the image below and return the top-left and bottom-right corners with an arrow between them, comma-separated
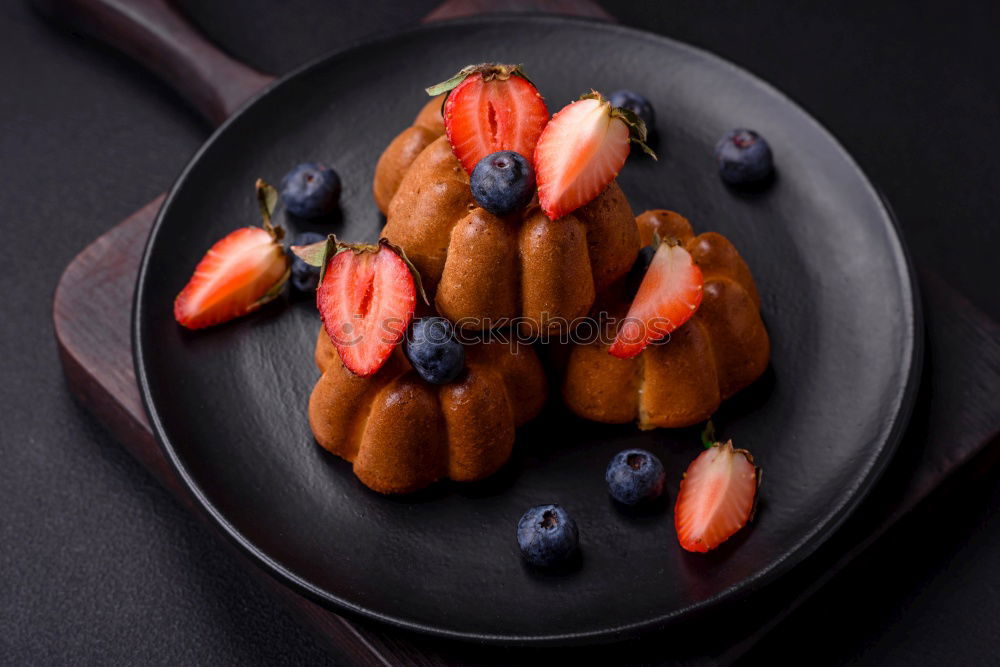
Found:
426,63 -> 549,175
534,91 -> 654,220
675,440 -> 761,553
295,238 -> 419,377
608,242 -> 704,359
174,180 -> 290,329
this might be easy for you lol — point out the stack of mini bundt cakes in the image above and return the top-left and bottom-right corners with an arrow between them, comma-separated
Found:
307,67 -> 769,494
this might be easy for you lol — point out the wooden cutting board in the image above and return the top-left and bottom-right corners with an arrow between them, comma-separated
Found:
47,0 -> 1000,663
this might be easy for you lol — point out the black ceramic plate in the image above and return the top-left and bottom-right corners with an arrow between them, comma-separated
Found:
135,16 -> 919,645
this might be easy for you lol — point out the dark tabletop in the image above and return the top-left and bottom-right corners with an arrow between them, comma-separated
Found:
2,0 -> 998,664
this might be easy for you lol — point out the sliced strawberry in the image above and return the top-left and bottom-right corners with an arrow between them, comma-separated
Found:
608,242 -> 703,359
315,240 -> 416,377
534,91 -> 654,220
428,64 -> 549,175
675,440 -> 761,553
174,181 -> 289,329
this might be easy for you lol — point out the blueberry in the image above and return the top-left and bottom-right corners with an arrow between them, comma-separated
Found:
714,129 -> 773,185
403,317 -> 465,385
627,244 -> 657,296
470,151 -> 535,217
516,504 -> 579,567
289,232 -> 325,293
280,162 -> 341,218
606,449 -> 665,506
608,89 -> 655,133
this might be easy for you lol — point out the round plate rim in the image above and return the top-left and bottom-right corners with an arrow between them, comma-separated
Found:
133,14 -> 923,645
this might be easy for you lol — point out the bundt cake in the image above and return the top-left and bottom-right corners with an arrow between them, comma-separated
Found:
309,327 -> 547,494
374,97 -> 640,331
373,96 -> 446,213
560,210 -> 770,429
306,72 -> 767,495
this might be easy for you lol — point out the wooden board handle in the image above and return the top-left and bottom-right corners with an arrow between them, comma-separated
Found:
32,0 -> 274,126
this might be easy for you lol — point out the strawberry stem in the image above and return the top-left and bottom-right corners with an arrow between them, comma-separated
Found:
290,236 -> 429,305
255,179 -> 282,238
611,107 -> 657,159
252,264 -> 292,308
425,63 -> 529,96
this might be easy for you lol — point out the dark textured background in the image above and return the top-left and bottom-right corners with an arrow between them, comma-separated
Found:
1,1 -> 997,664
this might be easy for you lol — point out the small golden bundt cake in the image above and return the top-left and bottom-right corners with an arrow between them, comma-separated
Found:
374,97 -> 640,331
561,210 -> 770,429
310,328 -> 547,494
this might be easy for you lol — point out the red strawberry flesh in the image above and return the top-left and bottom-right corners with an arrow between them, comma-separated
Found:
534,97 -> 631,220
318,245 -> 416,377
675,441 -> 760,553
609,243 -> 704,359
444,70 -> 549,175
174,226 -> 289,330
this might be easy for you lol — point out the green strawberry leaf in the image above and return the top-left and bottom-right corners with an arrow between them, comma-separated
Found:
700,419 -> 717,449
290,236 -> 428,303
611,106 -> 657,160
425,63 -> 529,96
291,233 -> 342,283
290,238 -> 330,268
255,178 -> 282,237
426,67 -> 474,97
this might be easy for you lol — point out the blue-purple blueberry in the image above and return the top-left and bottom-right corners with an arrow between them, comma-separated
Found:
606,449 -> 665,505
714,129 -> 773,185
403,317 -> 465,385
280,162 -> 341,218
516,504 -> 579,567
470,151 -> 535,216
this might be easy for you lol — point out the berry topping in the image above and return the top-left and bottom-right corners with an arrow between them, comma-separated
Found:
607,89 -> 655,134
280,162 -> 341,218
609,241 -> 704,359
427,63 -> 550,176
606,449 -> 666,506
674,440 -> 761,553
403,317 -> 466,385
534,91 -> 654,220
516,504 -> 579,568
289,231 -> 325,293
174,180 -> 290,329
470,150 -> 535,216
294,237 -> 422,377
714,129 -> 773,185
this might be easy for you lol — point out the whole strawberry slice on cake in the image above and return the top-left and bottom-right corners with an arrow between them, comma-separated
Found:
426,63 -> 550,175
293,237 -> 423,377
608,240 -> 704,359
174,180 -> 290,329
534,91 -> 655,220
